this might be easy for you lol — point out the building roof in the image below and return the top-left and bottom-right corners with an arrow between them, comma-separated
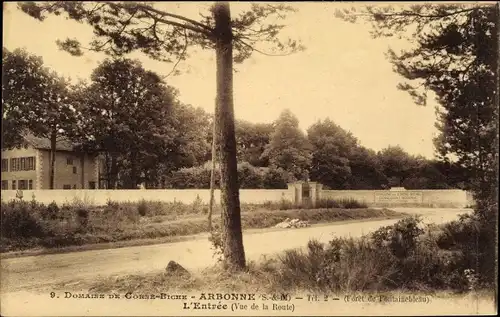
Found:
23,134 -> 77,152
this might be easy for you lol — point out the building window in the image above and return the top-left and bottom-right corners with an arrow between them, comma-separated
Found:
1,180 -> 8,189
73,166 -> 77,174
12,180 -> 17,190
18,180 -> 28,190
1,159 -> 8,172
20,158 -> 26,170
67,158 -> 73,165
89,181 -> 96,189
28,180 -> 33,190
10,158 -> 18,171
8,157 -> 36,171
63,185 -> 71,190
27,157 -> 35,170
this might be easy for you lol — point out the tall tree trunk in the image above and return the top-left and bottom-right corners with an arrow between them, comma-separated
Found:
110,154 -> 119,189
495,2 -> 499,184
208,114 -> 217,233
493,0 -> 500,297
49,129 -> 57,189
104,152 -> 111,189
129,153 -> 138,189
213,1 -> 246,270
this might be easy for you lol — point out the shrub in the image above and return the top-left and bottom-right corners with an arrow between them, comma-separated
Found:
340,198 -> 368,209
169,165 -> 215,189
40,232 -> 87,248
167,162 -> 288,189
436,213 -> 495,287
208,230 -> 224,261
316,198 -> 368,209
371,216 -> 424,259
76,208 -> 90,229
277,237 -> 395,292
0,201 -> 45,239
238,162 -> 264,189
262,198 -> 368,210
277,239 -> 331,290
41,201 -> 60,220
191,195 -> 204,214
106,199 -> 120,209
277,222 -> 470,292
278,199 -> 296,210
319,237 -> 395,291
137,199 -> 148,217
274,216 -> 475,293
262,165 -> 288,189
29,193 -> 44,210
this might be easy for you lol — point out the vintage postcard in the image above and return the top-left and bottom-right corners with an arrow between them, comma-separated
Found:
1,1 -> 498,316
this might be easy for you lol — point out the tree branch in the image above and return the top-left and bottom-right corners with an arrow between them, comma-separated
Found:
133,4 -> 213,32
235,38 -> 295,57
87,3 -> 106,16
161,29 -> 188,79
132,5 -> 213,37
366,6 -> 486,20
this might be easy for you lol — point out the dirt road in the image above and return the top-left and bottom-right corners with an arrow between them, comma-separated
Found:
1,208 -> 469,293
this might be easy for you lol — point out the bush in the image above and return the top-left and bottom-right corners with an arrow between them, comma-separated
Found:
262,165 -> 288,189
275,216 -> 475,292
76,208 -> 89,229
106,199 -> 120,209
238,162 -> 264,188
169,165 -> 215,189
436,213 -> 496,287
371,216 -> 424,259
277,237 -> 395,292
137,199 -> 148,217
1,200 -> 45,239
316,198 -> 368,209
167,162 -> 289,189
191,195 -> 204,214
261,198 -> 368,210
41,201 -> 60,220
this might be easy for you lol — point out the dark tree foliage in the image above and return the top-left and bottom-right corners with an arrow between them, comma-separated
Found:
348,146 -> 388,190
377,145 -> 424,187
2,47 -> 44,148
2,48 -> 75,147
262,109 -> 312,182
235,120 -> 273,167
402,162 -> 451,190
72,58 -> 177,189
307,119 -> 357,189
2,47 -> 77,188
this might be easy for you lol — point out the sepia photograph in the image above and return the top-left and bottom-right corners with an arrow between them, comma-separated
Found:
1,1 -> 498,316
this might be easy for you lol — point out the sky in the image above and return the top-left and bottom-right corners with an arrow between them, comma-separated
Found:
3,2 -> 440,158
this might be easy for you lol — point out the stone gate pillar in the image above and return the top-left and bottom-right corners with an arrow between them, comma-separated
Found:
287,182 -> 303,206
309,182 -> 323,208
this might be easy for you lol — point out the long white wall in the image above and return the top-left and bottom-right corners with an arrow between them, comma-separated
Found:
1,187 -> 473,208
321,189 -> 471,208
0,189 -> 293,206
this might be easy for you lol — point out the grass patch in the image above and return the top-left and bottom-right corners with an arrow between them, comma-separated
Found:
260,198 -> 369,210
1,197 -> 401,253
